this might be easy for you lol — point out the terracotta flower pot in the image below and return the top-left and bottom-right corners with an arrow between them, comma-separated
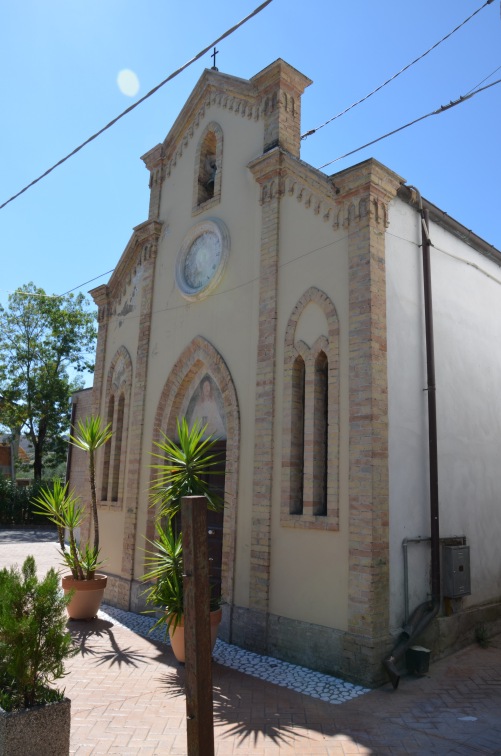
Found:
168,608 -> 222,663
62,574 -> 107,620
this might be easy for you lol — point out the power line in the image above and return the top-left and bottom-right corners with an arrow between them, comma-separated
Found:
0,268 -> 116,302
318,77 -> 501,171
10,73 -> 500,306
61,270 -> 115,296
0,0 -> 273,213
464,63 -> 501,96
302,0 -> 496,140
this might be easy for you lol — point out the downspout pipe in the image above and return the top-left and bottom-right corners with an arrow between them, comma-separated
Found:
383,187 -> 441,688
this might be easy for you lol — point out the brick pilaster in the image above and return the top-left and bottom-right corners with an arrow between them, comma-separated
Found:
120,229 -> 160,607
247,148 -> 285,651
89,285 -> 110,418
342,160 -> 402,656
76,285 -> 111,546
141,144 -> 164,221
251,60 -> 311,158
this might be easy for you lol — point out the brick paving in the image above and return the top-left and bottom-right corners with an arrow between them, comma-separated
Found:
2,528 -> 501,754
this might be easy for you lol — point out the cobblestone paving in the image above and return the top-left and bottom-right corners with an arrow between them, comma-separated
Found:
2,529 -> 501,754
101,604 -> 370,705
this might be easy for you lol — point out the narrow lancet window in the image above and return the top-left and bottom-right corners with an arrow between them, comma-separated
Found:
101,395 -> 114,500
197,131 -> 217,205
193,122 -> 223,213
312,351 -> 328,516
290,356 -> 306,515
111,394 -> 125,502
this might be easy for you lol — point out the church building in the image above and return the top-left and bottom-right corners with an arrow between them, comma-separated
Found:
69,59 -> 501,686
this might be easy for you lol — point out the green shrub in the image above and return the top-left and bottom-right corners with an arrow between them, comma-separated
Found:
0,477 -> 54,526
0,556 -> 77,711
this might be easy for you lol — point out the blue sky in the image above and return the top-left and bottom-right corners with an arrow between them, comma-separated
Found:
2,0 -> 500,316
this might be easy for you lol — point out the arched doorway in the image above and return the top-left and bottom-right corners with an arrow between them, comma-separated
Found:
184,372 -> 226,602
148,337 -> 240,622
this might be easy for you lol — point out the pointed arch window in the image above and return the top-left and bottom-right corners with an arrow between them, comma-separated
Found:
101,395 -> 114,500
282,288 -> 340,531
290,355 -> 306,515
100,347 -> 133,508
312,351 -> 328,516
192,122 -> 223,214
111,394 -> 125,502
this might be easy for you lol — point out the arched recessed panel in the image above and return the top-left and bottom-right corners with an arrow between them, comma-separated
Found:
192,122 -> 223,214
100,346 -> 133,508
149,337 -> 240,610
282,288 -> 339,531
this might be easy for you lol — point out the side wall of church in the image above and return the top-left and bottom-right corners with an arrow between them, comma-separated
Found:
95,276 -> 142,583
231,155 -> 401,685
386,197 -> 501,653
271,192 -> 350,631
88,225 -> 160,609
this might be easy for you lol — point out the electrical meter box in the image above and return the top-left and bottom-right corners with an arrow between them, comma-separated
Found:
443,545 -> 471,598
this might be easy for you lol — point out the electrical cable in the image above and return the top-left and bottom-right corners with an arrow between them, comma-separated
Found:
301,0 -> 496,140
318,77 -> 501,171
464,63 -> 501,95
0,268 -> 116,302
61,270 -> 115,296
0,0 -> 273,212
7,69 -> 499,304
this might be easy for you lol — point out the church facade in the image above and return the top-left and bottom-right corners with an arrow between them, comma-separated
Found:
69,59 -> 501,685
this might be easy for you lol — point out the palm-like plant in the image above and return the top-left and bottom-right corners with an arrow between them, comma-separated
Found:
150,417 -> 223,518
143,418 -> 223,631
142,523 -> 184,632
69,416 -> 112,557
33,479 -> 101,580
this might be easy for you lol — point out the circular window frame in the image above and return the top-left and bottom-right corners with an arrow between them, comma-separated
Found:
176,218 -> 230,302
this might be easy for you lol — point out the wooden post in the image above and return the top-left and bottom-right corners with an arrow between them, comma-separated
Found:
182,495 -> 215,756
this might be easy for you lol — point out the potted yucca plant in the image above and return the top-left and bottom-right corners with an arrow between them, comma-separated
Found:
34,416 -> 112,620
142,418 -> 223,662
0,556 -> 77,755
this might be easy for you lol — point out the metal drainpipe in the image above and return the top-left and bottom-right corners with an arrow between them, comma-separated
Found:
383,187 -> 441,688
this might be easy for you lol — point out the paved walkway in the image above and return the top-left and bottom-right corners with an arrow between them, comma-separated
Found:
2,529 -> 501,754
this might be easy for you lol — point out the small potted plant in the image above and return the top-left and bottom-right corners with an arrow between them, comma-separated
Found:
33,415 -> 112,620
0,555 -> 77,755
142,418 -> 223,662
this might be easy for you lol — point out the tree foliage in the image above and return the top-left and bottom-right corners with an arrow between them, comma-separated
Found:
0,283 -> 96,479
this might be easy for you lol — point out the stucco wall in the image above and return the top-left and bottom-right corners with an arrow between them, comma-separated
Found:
270,192 -> 351,631
134,106 -> 264,595
386,197 -> 501,632
93,280 -> 142,578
